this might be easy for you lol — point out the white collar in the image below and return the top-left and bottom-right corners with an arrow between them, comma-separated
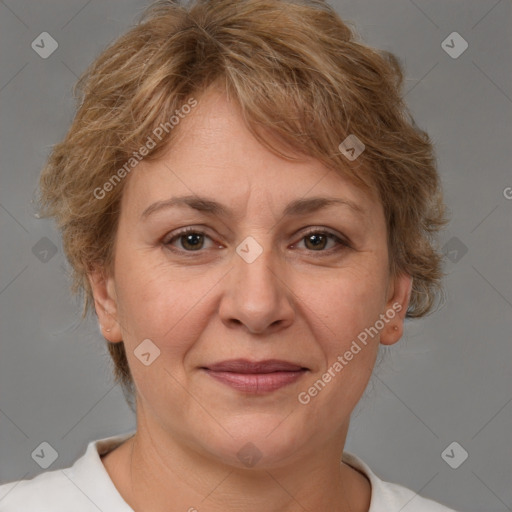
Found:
68,431 -> 452,512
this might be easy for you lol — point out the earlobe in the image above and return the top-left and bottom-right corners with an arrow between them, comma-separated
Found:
88,269 -> 123,343
380,273 -> 413,346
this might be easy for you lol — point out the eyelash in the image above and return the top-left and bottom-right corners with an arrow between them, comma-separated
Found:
163,226 -> 350,256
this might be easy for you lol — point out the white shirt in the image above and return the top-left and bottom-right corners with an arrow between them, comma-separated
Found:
0,431 -> 459,511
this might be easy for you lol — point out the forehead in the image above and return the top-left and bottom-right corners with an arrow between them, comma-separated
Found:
120,88 -> 380,224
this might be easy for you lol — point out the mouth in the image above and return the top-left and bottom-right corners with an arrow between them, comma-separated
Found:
201,359 -> 309,393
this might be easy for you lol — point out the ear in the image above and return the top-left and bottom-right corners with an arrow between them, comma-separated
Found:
379,272 -> 413,346
88,268 -> 123,343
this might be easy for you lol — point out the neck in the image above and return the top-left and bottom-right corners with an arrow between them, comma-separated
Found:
102,407 -> 371,512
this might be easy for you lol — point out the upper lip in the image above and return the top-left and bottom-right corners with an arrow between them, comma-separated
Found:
204,359 -> 308,373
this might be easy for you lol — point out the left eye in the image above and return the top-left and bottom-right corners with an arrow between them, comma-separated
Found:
294,230 -> 346,251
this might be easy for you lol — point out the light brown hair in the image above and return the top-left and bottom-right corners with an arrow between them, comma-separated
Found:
37,0 -> 448,407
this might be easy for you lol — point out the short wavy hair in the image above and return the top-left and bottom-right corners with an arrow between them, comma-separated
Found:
37,0 -> 448,408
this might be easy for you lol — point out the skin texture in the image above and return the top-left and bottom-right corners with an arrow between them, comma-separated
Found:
90,86 -> 412,512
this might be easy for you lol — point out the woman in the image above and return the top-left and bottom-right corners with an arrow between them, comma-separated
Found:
0,0 -> 459,510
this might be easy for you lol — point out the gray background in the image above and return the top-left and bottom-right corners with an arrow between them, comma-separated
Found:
0,1 -> 511,510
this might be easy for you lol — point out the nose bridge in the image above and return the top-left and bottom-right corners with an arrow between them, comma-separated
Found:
220,234 -> 294,333
236,235 -> 278,300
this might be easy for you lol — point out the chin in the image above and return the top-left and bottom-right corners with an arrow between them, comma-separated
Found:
197,414 -> 308,470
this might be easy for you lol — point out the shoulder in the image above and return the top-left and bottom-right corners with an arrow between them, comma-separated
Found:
0,467 -> 93,512
0,431 -> 136,512
342,452 -> 460,512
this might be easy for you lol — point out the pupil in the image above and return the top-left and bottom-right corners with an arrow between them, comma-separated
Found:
184,233 -> 202,250
307,234 -> 325,250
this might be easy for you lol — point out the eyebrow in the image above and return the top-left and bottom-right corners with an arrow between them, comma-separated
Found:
140,194 -> 365,220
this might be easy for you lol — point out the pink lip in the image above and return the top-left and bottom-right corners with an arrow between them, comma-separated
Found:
203,359 -> 308,393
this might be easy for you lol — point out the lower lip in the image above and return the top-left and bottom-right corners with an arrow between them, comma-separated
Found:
203,369 -> 307,393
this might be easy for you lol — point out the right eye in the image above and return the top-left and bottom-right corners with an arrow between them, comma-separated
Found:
164,227 -> 217,252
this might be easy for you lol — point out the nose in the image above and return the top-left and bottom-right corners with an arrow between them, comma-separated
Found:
218,239 -> 295,335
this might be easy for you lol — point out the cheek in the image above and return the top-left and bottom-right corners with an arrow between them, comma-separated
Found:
113,254 -> 218,357
310,266 -> 388,347
114,269 -> 214,408
297,266 -> 386,407
298,281 -> 382,426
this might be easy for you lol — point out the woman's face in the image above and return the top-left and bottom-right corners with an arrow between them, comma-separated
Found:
91,87 -> 411,468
